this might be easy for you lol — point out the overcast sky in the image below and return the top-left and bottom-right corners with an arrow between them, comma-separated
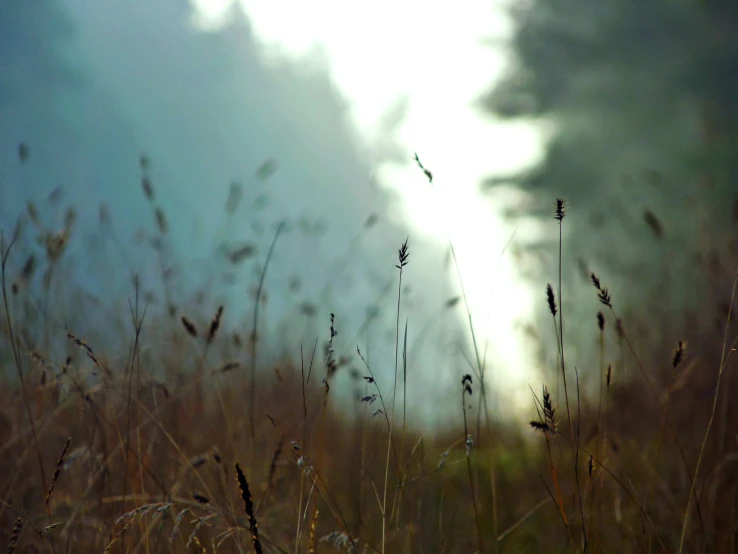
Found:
0,0 -> 544,424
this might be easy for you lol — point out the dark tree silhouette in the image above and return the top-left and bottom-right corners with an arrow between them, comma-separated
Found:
482,0 -> 738,378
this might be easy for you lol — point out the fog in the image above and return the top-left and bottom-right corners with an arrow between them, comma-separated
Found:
0,0 -> 542,426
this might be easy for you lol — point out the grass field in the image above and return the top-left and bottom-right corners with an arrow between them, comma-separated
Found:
1,150 -> 737,553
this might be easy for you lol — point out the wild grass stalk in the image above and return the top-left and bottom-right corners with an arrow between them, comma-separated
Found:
642,341 -> 686,529
0,235 -> 49,511
591,311 -> 606,544
678,269 -> 738,553
596,311 -> 605,463
381,238 -> 408,554
530,385 -> 574,547
462,374 -> 485,553
357,346 -> 398,463
595,363 -> 612,547
590,271 -> 708,545
552,199 -> 586,551
249,221 -> 286,441
389,319 -> 412,532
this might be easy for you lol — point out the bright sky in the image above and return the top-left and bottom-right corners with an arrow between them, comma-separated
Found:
189,0 -> 545,410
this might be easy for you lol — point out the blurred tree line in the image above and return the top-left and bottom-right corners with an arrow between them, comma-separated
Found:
483,0 -> 738,378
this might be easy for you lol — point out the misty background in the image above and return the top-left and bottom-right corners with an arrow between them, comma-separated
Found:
1,0 -> 736,427
482,0 -> 738,398
0,0 -> 541,426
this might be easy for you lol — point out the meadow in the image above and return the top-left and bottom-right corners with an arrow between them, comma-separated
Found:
1,148 -> 737,554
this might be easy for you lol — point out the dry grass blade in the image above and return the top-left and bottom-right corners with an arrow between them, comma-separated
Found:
308,509 -> 319,554
249,221 -> 286,439
495,498 -> 551,543
1,235 -> 49,505
103,521 -> 132,554
256,436 -> 284,515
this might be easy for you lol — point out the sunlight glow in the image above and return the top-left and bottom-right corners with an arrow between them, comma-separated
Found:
190,0 -> 544,411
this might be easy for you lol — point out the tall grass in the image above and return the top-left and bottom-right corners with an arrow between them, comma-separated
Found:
1,147 -> 737,553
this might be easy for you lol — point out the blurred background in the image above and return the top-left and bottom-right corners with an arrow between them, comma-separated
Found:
4,1 -> 738,552
1,0 -> 737,427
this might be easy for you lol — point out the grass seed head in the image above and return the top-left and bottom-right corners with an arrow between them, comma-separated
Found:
555,198 -> 566,221
207,305 -> 224,343
235,463 -> 262,554
46,437 -> 71,507
597,311 -> 605,331
180,315 -> 198,338
672,340 -> 687,369
546,284 -> 557,317
590,273 -> 613,308
397,238 -> 410,269
8,517 -> 22,552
